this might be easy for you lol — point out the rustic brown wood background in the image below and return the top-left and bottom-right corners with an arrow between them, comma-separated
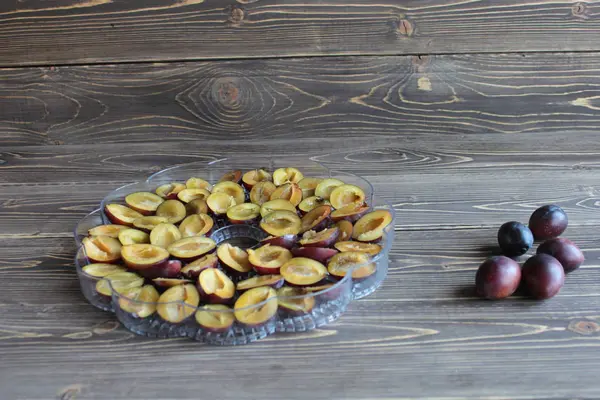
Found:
3,1 -> 600,399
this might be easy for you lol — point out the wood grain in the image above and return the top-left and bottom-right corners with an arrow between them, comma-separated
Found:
2,1 -> 600,66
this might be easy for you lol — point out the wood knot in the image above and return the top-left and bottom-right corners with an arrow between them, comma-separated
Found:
572,3 -> 588,19
92,320 -> 120,335
398,19 -> 414,37
568,320 -> 600,335
229,7 -> 245,24
213,79 -> 241,107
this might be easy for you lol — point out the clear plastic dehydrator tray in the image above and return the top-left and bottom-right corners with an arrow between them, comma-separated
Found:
74,157 -> 395,345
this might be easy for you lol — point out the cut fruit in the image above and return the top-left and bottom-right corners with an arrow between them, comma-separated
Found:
155,182 -> 186,200
95,271 -> 144,297
298,177 -> 323,199
118,228 -> 150,246
82,235 -> 122,264
298,196 -> 331,214
237,274 -> 285,292
273,167 -> 304,186
121,244 -> 170,271
327,251 -> 376,280
302,283 -> 341,301
330,204 -> 370,223
177,188 -> 211,203
104,204 -> 143,226
314,178 -> 344,200
150,223 -> 182,249
153,278 -> 192,288
247,244 -> 293,275
118,284 -> 160,318
249,181 -> 277,205
226,203 -> 261,224
242,168 -> 272,189
181,254 -> 219,279
260,234 -> 297,249
218,170 -> 242,184
212,181 -> 245,205
300,205 -> 332,233
197,268 -> 235,304
195,304 -> 235,332
185,177 -> 212,191
260,210 -> 302,236
329,184 -> 366,210
335,220 -> 353,242
352,210 -> 393,242
132,216 -> 168,232
82,263 -> 127,277
291,247 -> 338,264
88,224 -> 129,238
179,214 -> 214,237
234,286 -> 278,327
185,199 -> 209,216
277,286 -> 316,315
299,227 -> 339,248
167,236 -> 217,261
155,200 -> 187,225
280,258 -> 327,286
125,191 -> 164,215
156,284 -> 200,323
217,243 -> 252,274
260,199 -> 296,217
334,241 -> 382,255
269,183 -> 302,206
206,192 -> 237,215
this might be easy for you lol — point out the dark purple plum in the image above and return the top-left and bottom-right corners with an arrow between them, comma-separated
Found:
537,238 -> 584,274
497,221 -> 533,256
521,254 -> 564,299
528,205 -> 568,240
475,256 -> 521,300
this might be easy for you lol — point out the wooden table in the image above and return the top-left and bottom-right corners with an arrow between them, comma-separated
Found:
3,1 -> 600,399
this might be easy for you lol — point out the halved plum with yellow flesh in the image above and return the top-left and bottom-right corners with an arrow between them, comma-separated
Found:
298,177 -> 323,199
195,304 -> 235,332
331,204 -> 370,223
280,258 -> 327,286
247,244 -> 293,275
233,286 -> 278,327
260,210 -> 302,237
329,184 -> 366,210
219,170 -> 242,184
150,223 -> 182,249
121,244 -> 170,271
273,167 -> 304,186
314,178 -> 344,200
185,199 -> 209,216
118,284 -> 160,318
177,188 -> 211,204
249,181 -> 277,205
118,228 -> 150,245
269,183 -> 303,206
242,168 -> 272,189
237,274 -> 285,292
291,247 -> 338,264
156,284 -> 200,323
88,224 -> 129,238
105,204 -> 143,226
300,205 -> 332,233
335,220 -> 353,242
352,210 -> 393,242
181,254 -> 218,279
82,263 -> 126,277
185,177 -> 212,191
260,199 -> 296,217
197,268 -> 235,304
179,214 -> 214,237
277,286 -> 315,315
82,236 -> 122,264
155,200 -> 187,224
299,227 -> 339,248
260,234 -> 297,250
155,182 -> 186,200
227,203 -> 260,224
168,236 -> 217,262
217,243 -> 252,274
153,278 -> 192,288
133,216 -> 168,232
327,251 -> 376,280
95,271 -> 144,297
206,192 -> 237,215
335,241 -> 382,256
212,181 -> 245,205
298,196 -> 331,214
125,191 -> 164,215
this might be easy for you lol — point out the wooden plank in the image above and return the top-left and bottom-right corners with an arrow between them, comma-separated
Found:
1,1 -> 600,66
5,52 -> 600,146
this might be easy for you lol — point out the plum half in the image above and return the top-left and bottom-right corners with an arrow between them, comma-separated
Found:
82,235 -> 122,264
118,284 -> 160,318
181,253 -> 219,279
195,304 -> 235,332
155,182 -> 186,200
291,247 -> 338,264
226,203 -> 260,224
270,183 -> 303,206
218,170 -> 242,184
314,178 -> 344,200
132,216 -> 168,232
277,286 -> 316,315
185,199 -> 209,216
528,204 -> 568,240
233,286 -> 278,327
298,196 -> 331,214
155,200 -> 187,225
206,192 -> 237,215
82,263 -> 126,277
537,238 -> 584,273
299,227 -> 339,248
330,204 -> 370,223
185,177 -> 212,191
125,191 -> 164,215
177,188 -> 211,204
300,205 -> 332,233
335,220 -> 353,242
217,243 -> 252,274
212,181 -> 245,205
260,199 -> 296,217
104,204 -> 143,226
298,177 -> 323,199
118,228 -> 150,246
149,223 -> 182,249
197,268 -> 235,304
242,168 -> 272,189
247,244 -> 293,274
327,251 -> 376,281
121,243 -> 170,271
249,181 -> 277,206
95,271 -> 144,297
153,278 -> 192,288
167,236 -> 217,261
260,234 -> 297,250
280,258 -> 328,286
334,241 -> 382,255
236,274 -> 284,292
475,256 -> 521,300
329,184 -> 366,210
352,210 -> 393,242
179,214 -> 214,237
156,283 -> 200,323
260,210 -> 302,236
88,224 -> 129,238
522,254 -> 565,299
273,167 -> 304,186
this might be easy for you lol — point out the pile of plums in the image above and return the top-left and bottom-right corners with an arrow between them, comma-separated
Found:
476,205 -> 584,300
